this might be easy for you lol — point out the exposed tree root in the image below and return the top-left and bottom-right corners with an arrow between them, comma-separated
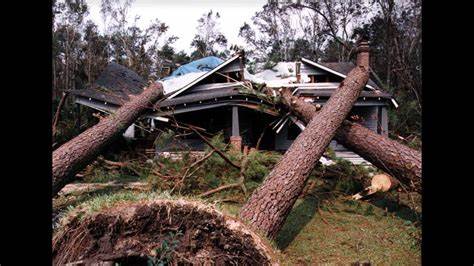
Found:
53,199 -> 278,265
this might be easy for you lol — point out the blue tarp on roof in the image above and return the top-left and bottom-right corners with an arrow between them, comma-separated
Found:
163,56 -> 223,80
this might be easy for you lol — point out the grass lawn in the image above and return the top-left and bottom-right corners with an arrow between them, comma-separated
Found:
219,190 -> 421,265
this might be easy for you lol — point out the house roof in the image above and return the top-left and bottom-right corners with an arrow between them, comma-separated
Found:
164,54 -> 241,99
301,58 -> 380,90
72,55 -> 393,113
319,62 -> 380,89
71,62 -> 146,105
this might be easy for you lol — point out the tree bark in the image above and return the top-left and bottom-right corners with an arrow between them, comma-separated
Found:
279,89 -> 421,192
239,41 -> 371,239
352,174 -> 400,200
52,82 -> 163,197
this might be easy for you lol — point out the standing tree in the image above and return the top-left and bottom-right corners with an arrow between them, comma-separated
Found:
100,0 -> 178,78
190,10 -> 228,59
52,0 -> 181,144
239,2 -> 308,63
239,41 -> 370,238
286,0 -> 368,62
354,0 -> 422,139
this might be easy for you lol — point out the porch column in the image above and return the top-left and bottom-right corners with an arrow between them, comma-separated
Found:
379,106 -> 389,136
230,106 -> 242,151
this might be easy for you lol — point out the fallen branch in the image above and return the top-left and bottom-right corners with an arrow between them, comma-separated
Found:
171,149 -> 217,193
200,149 -> 249,198
199,183 -> 242,198
58,181 -> 149,196
189,126 -> 241,170
98,157 -> 143,177
182,150 -> 216,179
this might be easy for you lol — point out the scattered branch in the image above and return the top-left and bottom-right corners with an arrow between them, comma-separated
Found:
199,183 -> 242,198
199,148 -> 249,198
189,126 -> 241,170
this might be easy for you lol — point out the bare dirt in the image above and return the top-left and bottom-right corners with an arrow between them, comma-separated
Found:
52,199 -> 277,265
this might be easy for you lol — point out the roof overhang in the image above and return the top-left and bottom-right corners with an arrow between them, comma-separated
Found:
165,54 -> 241,99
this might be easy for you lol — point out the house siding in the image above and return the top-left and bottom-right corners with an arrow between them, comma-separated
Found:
275,105 -> 384,152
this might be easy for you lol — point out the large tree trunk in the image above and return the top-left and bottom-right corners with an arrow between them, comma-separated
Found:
52,82 -> 163,197
239,41 -> 371,239
280,89 -> 421,192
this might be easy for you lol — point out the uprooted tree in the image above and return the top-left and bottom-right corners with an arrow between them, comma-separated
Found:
52,82 -> 164,197
239,41 -> 371,239
53,199 -> 277,265
279,87 -> 421,193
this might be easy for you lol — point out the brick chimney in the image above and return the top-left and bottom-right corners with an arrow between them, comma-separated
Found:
295,61 -> 301,83
356,40 -> 370,67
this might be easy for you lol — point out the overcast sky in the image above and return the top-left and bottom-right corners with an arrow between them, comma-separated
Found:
85,0 -> 267,53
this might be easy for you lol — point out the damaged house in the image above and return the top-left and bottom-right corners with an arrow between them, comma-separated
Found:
71,52 -> 396,164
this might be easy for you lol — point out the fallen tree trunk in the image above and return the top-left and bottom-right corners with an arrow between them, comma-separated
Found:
53,199 -> 277,265
352,174 -> 399,200
58,181 -> 149,197
52,82 -> 163,197
280,88 -> 421,192
239,41 -> 371,239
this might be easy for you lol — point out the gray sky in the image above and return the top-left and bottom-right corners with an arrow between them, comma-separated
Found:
85,0 -> 267,53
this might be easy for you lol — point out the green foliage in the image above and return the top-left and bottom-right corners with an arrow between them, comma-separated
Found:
244,150 -> 281,181
333,176 -> 364,195
324,147 -> 336,160
148,231 -> 183,265
320,159 -> 372,194
56,148 -> 421,265
190,10 -> 228,59
154,129 -> 177,150
388,89 -> 422,144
